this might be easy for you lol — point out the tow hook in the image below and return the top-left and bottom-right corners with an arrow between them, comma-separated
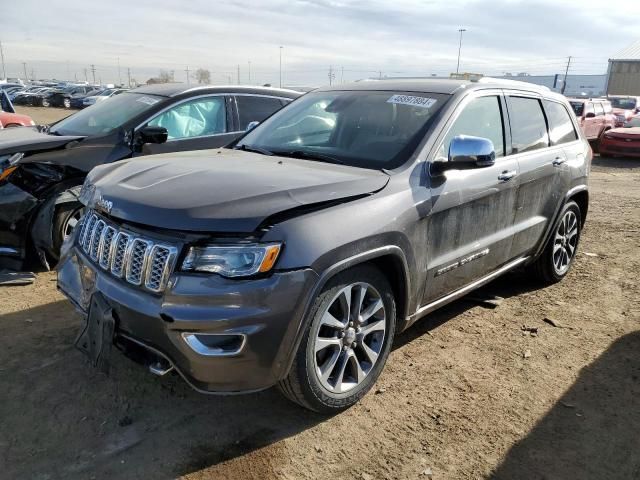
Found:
149,360 -> 174,376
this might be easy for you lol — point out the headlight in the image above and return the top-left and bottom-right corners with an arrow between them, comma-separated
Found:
0,153 -> 24,181
182,243 -> 282,277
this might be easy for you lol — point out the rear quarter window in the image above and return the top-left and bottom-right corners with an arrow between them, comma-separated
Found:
543,100 -> 578,145
507,97 -> 549,154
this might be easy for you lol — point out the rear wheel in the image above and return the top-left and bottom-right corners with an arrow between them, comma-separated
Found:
41,98 -> 50,107
278,265 -> 396,413
530,201 -> 582,284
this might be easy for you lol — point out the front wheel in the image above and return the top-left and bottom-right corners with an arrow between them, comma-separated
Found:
63,98 -> 71,108
278,264 -> 396,413
51,203 -> 84,261
529,201 -> 582,284
41,98 -> 50,107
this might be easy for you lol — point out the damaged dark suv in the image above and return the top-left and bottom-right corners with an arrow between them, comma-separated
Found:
0,84 -> 299,270
58,79 -> 591,412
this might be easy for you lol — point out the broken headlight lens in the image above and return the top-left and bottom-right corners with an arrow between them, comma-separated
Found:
0,153 -> 23,182
78,180 -> 96,205
182,243 -> 281,277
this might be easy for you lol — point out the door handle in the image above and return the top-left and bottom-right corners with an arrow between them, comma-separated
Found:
552,157 -> 567,166
498,170 -> 517,181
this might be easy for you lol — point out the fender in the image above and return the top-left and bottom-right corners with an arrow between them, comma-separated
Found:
277,244 -> 411,379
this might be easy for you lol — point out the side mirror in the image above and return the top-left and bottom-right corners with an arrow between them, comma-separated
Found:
138,126 -> 168,145
431,136 -> 496,175
246,121 -> 260,131
585,112 -> 596,118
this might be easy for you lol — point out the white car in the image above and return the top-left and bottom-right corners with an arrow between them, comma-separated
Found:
82,88 -> 125,107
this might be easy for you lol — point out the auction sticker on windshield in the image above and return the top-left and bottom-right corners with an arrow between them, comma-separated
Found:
387,95 -> 437,109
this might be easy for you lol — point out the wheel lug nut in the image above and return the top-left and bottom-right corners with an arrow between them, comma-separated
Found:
343,345 -> 348,351
352,342 -> 357,348
349,322 -> 353,327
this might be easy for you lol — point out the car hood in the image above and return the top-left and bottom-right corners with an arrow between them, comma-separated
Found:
607,127 -> 640,138
86,149 -> 389,233
0,126 -> 85,155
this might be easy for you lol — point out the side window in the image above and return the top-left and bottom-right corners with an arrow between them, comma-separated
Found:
236,96 -> 286,130
147,96 -> 226,140
437,96 -> 505,159
507,97 -> 549,154
594,103 -> 604,116
584,103 -> 595,116
543,100 -> 578,145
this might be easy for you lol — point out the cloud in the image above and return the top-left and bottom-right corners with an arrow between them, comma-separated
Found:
2,0 -> 638,84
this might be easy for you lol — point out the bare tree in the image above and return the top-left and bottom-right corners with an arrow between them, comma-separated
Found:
146,70 -> 174,85
195,68 -> 211,84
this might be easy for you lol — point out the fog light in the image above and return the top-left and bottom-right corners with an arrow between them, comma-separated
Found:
181,333 -> 246,356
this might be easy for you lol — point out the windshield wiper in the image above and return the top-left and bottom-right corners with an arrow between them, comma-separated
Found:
234,144 -> 273,156
272,149 -> 346,165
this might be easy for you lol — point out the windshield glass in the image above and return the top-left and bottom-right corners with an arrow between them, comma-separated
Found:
610,97 -> 637,110
569,101 -> 584,116
50,92 -> 164,136
100,89 -> 115,96
237,90 -> 449,169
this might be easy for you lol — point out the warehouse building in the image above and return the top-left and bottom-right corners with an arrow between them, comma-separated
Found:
606,40 -> 640,95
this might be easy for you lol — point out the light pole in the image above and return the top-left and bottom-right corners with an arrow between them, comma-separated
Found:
279,46 -> 283,88
456,28 -> 466,75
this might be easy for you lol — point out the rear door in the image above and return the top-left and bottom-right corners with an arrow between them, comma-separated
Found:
593,102 -> 605,137
506,94 -> 563,259
583,102 -> 597,139
138,95 -> 239,155
233,95 -> 291,132
424,91 -> 520,303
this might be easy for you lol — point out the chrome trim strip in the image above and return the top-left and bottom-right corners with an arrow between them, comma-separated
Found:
144,244 -> 179,293
410,256 -> 530,324
0,247 -> 19,255
181,333 -> 247,357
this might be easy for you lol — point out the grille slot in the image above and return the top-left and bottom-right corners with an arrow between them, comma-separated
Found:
77,209 -> 178,293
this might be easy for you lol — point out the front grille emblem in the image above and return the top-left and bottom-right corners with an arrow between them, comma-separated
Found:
95,196 -> 113,215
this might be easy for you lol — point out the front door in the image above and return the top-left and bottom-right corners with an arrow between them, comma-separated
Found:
424,93 -> 520,303
136,95 -> 239,155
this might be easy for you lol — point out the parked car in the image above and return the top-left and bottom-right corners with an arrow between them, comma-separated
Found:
70,88 -> 104,109
12,86 -> 53,106
568,98 -> 613,146
608,96 -> 640,127
598,117 -> 640,157
0,90 -> 35,128
82,88 -> 125,107
58,79 -> 591,412
42,85 -> 98,108
0,84 -> 300,270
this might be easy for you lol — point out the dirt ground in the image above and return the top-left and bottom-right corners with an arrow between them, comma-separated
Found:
0,112 -> 638,479
15,106 -> 75,125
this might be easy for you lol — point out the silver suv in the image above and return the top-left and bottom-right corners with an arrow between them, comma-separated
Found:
58,78 -> 591,412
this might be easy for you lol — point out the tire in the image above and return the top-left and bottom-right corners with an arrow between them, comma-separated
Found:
278,264 -> 396,413
41,98 -> 50,107
4,123 -> 21,128
529,200 -> 582,284
51,203 -> 84,260
63,98 -> 71,109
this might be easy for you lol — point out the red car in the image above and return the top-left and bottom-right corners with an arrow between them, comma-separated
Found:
599,117 -> 640,158
0,90 -> 35,128
608,96 -> 640,127
568,98 -> 614,144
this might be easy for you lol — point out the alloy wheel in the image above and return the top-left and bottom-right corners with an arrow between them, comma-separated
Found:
552,210 -> 579,275
63,209 -> 83,240
313,282 -> 386,394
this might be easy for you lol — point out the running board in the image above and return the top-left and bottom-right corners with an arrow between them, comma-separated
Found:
408,256 -> 529,326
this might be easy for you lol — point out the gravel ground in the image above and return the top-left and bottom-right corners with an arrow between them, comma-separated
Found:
0,113 -> 638,479
15,106 -> 75,125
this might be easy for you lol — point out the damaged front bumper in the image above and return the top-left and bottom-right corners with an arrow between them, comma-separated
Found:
0,182 -> 38,269
57,244 -> 319,394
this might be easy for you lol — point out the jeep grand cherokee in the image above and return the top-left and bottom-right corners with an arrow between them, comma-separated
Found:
57,79 -> 591,413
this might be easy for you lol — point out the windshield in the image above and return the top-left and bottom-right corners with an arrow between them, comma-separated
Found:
569,101 -> 584,117
237,90 -> 449,169
610,97 -> 637,110
100,89 -> 115,96
50,92 -> 165,136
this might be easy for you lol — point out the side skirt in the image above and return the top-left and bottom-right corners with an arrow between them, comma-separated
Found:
406,256 -> 530,327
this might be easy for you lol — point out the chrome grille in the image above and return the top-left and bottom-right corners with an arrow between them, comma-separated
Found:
78,210 -> 178,293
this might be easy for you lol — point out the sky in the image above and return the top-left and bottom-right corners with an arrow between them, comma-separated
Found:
2,0 -> 640,86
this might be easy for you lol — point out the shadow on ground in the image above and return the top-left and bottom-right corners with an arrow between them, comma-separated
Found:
593,155 -> 640,169
491,330 -> 640,480
0,271 -> 549,479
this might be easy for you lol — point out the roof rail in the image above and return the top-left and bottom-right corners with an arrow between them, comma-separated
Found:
474,77 -> 551,91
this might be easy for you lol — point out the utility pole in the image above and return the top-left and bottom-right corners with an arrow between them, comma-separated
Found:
279,46 -> 283,88
127,67 -> 131,88
341,66 -> 344,84
561,56 -> 572,94
90,64 -> 96,84
185,65 -> 190,85
237,64 -> 240,85
328,65 -> 335,86
0,41 -> 6,80
31,69 -> 35,81
456,28 -> 467,75
83,68 -> 88,82
379,71 -> 383,79
248,61 -> 251,84
117,57 -> 121,86
22,62 -> 28,81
